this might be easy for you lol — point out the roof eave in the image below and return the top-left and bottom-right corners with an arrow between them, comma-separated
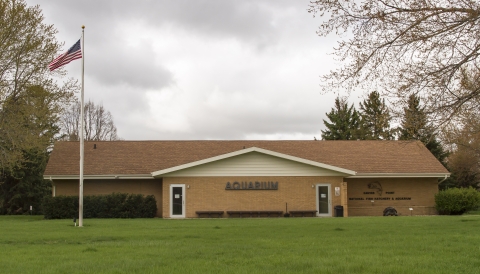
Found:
44,174 -> 154,180
348,173 -> 450,178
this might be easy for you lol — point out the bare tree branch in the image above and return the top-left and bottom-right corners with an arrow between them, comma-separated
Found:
309,0 -> 480,127
60,100 -> 120,141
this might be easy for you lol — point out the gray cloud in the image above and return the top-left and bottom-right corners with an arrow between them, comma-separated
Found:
28,0 -> 341,140
184,92 -> 327,139
87,40 -> 173,89
34,0 -> 292,46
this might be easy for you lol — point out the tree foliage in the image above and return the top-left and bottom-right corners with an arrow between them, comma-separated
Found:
443,105 -> 480,189
357,91 -> 392,140
1,0 -> 59,98
448,149 -> 480,189
0,0 -> 76,213
0,85 -> 68,214
0,0 -> 76,170
60,100 -> 119,141
399,95 -> 428,141
308,0 -> 480,126
0,148 -> 51,214
321,96 -> 360,140
399,94 -> 448,167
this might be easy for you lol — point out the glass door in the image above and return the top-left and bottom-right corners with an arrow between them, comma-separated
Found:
316,184 -> 331,216
170,184 -> 185,218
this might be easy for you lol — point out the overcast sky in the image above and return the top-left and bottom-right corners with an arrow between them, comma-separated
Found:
28,0 -> 358,140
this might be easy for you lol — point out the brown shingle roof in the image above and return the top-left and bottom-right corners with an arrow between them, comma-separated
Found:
44,140 -> 449,176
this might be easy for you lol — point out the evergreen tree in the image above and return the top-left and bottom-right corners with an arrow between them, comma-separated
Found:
321,97 -> 360,140
399,94 -> 448,167
399,94 -> 427,140
0,148 -> 51,214
357,91 -> 392,140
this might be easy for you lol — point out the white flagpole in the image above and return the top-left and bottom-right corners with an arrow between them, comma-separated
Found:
79,25 -> 85,227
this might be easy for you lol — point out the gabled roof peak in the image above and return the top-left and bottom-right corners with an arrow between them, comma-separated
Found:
151,146 -> 356,177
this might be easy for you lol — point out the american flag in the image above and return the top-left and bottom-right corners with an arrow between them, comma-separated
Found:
48,39 -> 82,71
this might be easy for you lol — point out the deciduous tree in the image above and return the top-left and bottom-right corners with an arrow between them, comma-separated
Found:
0,0 -> 76,213
308,0 -> 480,126
60,100 -> 120,141
443,104 -> 480,189
0,85 -> 68,214
0,0 -> 75,170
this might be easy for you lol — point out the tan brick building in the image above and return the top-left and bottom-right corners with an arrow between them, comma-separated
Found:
44,140 -> 449,218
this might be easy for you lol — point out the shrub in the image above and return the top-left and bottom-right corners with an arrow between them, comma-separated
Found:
435,187 -> 480,215
141,195 -> 157,218
42,195 -> 78,219
42,193 -> 157,219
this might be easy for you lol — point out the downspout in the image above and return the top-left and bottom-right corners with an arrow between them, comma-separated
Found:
438,175 -> 448,185
49,176 -> 55,197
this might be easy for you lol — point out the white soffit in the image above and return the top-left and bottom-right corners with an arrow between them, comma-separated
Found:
151,147 -> 356,177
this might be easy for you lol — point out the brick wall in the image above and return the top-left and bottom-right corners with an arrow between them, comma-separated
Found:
53,179 -> 163,217
162,176 -> 344,218
345,178 -> 439,216
52,176 -> 440,218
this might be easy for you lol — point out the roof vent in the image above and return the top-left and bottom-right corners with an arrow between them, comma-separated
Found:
93,144 -> 97,149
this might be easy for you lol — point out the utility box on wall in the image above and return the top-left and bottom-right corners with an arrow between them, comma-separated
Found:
335,186 -> 340,196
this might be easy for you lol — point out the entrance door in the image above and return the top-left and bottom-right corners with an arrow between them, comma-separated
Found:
170,184 -> 185,218
316,184 -> 331,217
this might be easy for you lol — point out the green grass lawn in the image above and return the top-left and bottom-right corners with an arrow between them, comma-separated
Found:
1,215 -> 479,274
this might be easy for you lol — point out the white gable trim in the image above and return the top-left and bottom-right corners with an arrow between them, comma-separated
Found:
151,147 -> 356,177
